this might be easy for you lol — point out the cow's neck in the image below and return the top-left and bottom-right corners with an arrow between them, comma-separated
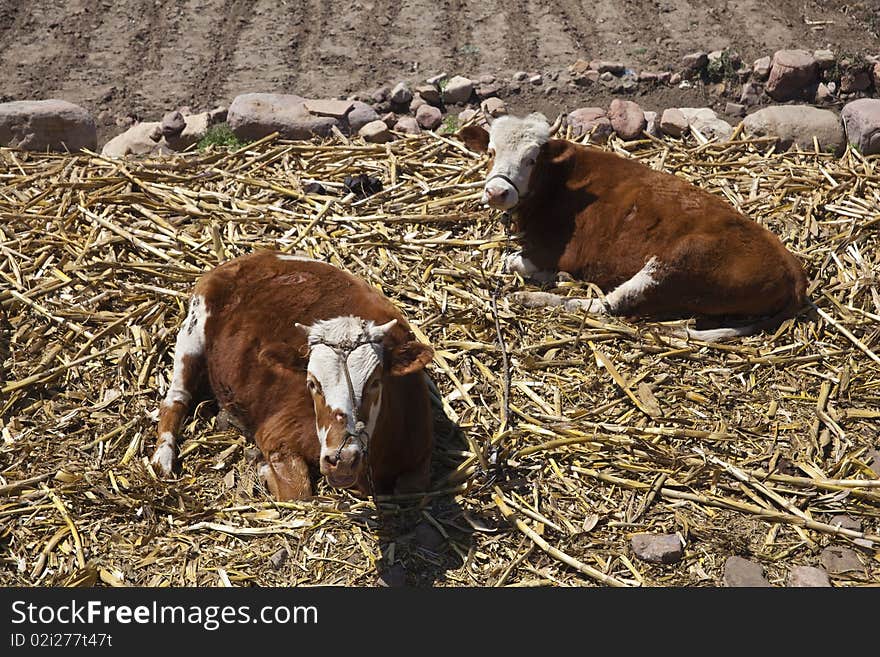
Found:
511,139 -> 582,269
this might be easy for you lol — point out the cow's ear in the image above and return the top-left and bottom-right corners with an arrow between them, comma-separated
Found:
388,341 -> 434,376
457,125 -> 490,153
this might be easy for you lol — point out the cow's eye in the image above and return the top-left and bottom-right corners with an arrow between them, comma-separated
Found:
488,148 -> 496,157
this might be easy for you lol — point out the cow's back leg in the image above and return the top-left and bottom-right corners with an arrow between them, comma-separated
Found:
257,451 -> 312,500
151,295 -> 209,477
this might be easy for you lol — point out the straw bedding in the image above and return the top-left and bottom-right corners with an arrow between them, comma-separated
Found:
1,127 -> 878,587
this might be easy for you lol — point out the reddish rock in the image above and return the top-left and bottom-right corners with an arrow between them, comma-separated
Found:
347,102 -> 379,133
788,565 -> 831,587
480,97 -> 507,118
228,93 -> 337,140
393,116 -> 421,135
766,49 -> 818,101
682,51 -> 708,78
443,75 -> 474,104
566,107 -> 612,142
630,533 -> 683,564
414,84 -> 441,106
590,60 -> 625,75
742,105 -> 845,155
608,99 -> 647,140
660,107 -> 688,137
389,82 -> 413,106
723,556 -> 771,587
359,119 -> 393,143
820,546 -> 863,574
415,104 -> 442,130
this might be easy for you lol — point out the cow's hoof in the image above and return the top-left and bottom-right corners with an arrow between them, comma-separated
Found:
150,443 -> 177,477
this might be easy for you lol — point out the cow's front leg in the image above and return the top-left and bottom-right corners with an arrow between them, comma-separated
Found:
258,450 -> 312,500
504,251 -> 555,283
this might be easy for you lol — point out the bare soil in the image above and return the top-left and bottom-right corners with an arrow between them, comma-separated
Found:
1,1 -> 879,142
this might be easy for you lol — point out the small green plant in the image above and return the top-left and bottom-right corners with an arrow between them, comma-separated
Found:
197,124 -> 247,150
705,51 -> 738,83
439,114 -> 460,135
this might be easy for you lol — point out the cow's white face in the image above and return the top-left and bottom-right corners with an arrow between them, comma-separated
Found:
297,316 -> 395,489
483,113 -> 552,209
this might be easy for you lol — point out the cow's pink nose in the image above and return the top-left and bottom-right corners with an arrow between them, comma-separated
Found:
485,186 -> 509,204
334,411 -> 347,424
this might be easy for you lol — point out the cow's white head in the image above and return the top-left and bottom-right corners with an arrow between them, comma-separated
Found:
295,316 -> 433,490
459,113 -> 561,210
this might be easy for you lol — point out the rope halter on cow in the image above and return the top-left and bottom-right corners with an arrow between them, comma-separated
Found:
307,321 -> 384,478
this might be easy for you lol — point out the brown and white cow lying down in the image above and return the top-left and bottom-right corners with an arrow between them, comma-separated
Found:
150,251 -> 434,500
458,114 -> 808,340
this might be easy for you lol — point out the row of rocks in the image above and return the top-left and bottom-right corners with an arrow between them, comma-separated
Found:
2,92 -> 879,158
631,532 -> 868,587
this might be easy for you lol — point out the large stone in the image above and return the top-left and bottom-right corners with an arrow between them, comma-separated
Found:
788,565 -> 831,587
164,110 -> 221,151
820,546 -> 863,575
227,93 -> 337,141
415,84 -> 442,106
389,82 -> 413,106
0,99 -> 97,152
160,110 -> 186,138
590,60 -> 625,75
443,75 -> 474,104
346,101 -> 379,133
608,99 -> 647,140
409,94 -> 427,113
766,49 -> 818,101
480,97 -> 507,118
682,52 -> 708,75
679,107 -> 733,141
566,107 -> 612,142
359,119 -> 393,143
100,122 -> 169,158
723,556 -> 771,587
415,104 -> 442,130
660,108 -> 689,137
742,105 -> 846,155
630,533 -> 683,564
393,116 -> 421,135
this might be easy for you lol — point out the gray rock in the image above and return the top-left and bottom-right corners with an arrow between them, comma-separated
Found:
820,546 -> 863,574
304,98 -> 353,119
788,565 -> 831,587
573,70 -> 600,87
415,104 -> 442,130
725,102 -> 746,117
568,59 -> 590,76
164,110 -> 222,151
740,81 -> 763,106
566,107 -> 613,142
529,74 -> 543,85
269,548 -> 289,570
682,51 -> 708,77
753,56 -> 772,81
443,75 -> 474,104
458,108 -> 481,126
409,94 -> 427,113
359,119 -> 393,143
393,116 -> 421,135
512,71 -> 529,82
390,82 -> 413,106
590,60 -> 625,75
0,99 -> 97,152
766,49 -> 818,101
476,80 -> 503,99
347,102 -> 379,133
723,556 -> 771,587
742,105 -> 845,155
660,108 -> 689,137
414,84 -> 441,106
608,98 -> 647,140
630,533 -> 683,564
371,86 -> 390,104
161,110 -> 186,138
842,99 -> 880,155
638,71 -> 662,82
830,515 -> 861,532
480,97 -> 507,118
599,71 -> 615,82
680,107 -> 733,141
814,49 -> 836,70
100,121 -> 168,158
227,93 -> 337,141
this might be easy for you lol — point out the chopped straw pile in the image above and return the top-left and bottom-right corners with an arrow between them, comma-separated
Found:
1,127 -> 879,588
